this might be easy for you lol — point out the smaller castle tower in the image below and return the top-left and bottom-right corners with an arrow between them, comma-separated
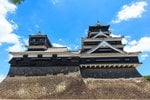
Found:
8,32 -> 79,77
26,32 -> 52,51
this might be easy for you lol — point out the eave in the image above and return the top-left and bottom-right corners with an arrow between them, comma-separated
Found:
82,45 -> 124,49
9,51 -> 80,57
80,52 -> 141,57
80,63 -> 141,68
82,37 -> 123,42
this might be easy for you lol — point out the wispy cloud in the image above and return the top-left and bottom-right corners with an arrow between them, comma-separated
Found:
110,33 -> 121,37
52,43 -> 79,50
58,38 -> 63,42
141,54 -> 149,61
7,41 -> 25,52
35,24 -> 39,28
112,1 -> 148,23
50,0 -> 60,5
53,43 -> 66,47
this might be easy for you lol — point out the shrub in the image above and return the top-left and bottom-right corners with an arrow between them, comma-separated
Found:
144,76 -> 150,81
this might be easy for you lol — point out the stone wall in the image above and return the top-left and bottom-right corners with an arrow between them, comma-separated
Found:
8,67 -> 141,78
80,68 -> 141,78
8,66 -> 79,77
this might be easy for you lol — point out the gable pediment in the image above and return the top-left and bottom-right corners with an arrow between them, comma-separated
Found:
87,41 -> 124,54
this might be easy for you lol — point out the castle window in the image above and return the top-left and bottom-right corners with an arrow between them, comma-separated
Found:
52,54 -> 57,58
32,39 -> 36,42
125,58 -> 130,61
86,59 -> 91,61
38,54 -> 43,58
57,57 -> 61,60
71,60 -> 78,63
67,57 -> 72,60
23,55 -> 28,58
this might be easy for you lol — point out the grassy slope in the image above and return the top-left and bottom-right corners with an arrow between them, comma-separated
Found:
0,73 -> 150,99
144,75 -> 150,81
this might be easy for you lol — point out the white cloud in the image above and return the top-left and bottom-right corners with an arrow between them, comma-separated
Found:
0,0 -> 25,53
110,33 -> 121,37
7,42 -> 25,52
111,33 -> 128,44
124,37 -> 150,52
122,38 -> 128,44
52,43 -> 80,50
53,42 -> 71,49
0,0 -> 16,16
0,74 -> 6,83
140,54 -> 149,61
125,35 -> 131,39
110,33 -> 150,61
112,1 -> 148,23
111,34 -> 150,53
35,24 -> 39,28
74,45 -> 79,50
53,43 -> 66,47
23,38 -> 28,46
51,0 -> 60,5
69,45 -> 79,50
58,38 -> 63,41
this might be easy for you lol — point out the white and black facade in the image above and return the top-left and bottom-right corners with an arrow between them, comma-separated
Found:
8,23 -> 142,78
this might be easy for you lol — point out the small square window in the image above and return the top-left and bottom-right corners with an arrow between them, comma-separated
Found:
23,55 -> 28,58
52,54 -> 57,58
38,54 -> 43,58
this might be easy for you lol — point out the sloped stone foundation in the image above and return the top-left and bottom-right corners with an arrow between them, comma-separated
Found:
0,76 -> 150,99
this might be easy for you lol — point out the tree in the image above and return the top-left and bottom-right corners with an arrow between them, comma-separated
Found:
10,0 -> 24,5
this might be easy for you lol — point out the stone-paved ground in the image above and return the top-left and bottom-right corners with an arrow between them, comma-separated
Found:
0,74 -> 150,99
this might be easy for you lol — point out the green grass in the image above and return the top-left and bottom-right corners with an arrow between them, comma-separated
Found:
144,76 -> 150,81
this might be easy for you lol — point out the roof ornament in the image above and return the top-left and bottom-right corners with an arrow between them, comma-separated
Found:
96,20 -> 101,26
37,31 -> 42,35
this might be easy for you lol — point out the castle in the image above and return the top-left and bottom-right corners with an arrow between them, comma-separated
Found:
8,22 -> 142,78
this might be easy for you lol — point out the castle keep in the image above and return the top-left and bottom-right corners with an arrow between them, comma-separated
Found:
8,22 -> 142,78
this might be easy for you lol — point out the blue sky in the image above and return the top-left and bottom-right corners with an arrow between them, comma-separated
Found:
0,0 -> 150,81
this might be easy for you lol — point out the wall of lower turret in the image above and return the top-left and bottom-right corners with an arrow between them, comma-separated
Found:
8,66 -> 142,78
8,66 -> 79,77
8,57 -> 141,78
80,68 -> 141,78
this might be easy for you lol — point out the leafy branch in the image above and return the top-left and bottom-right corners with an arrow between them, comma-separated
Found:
10,0 -> 24,5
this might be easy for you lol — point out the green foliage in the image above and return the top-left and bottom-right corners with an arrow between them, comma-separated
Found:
144,76 -> 150,81
10,0 -> 24,5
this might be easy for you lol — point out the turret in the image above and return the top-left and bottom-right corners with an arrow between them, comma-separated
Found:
26,32 -> 52,51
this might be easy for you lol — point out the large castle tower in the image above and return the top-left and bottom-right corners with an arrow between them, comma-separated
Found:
80,22 -> 142,78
